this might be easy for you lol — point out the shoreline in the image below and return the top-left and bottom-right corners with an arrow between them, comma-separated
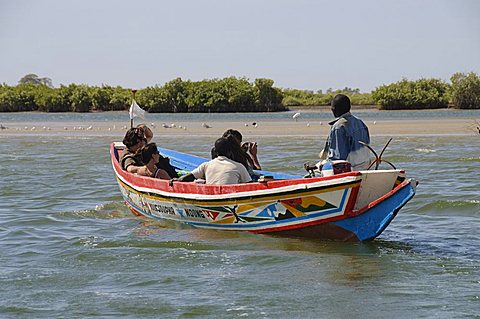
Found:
0,118 -> 477,137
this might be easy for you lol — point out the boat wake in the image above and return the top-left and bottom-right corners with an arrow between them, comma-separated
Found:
57,201 -> 131,220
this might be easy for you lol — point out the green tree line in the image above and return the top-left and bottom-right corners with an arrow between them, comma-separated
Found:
1,72 -> 479,112
0,77 -> 285,113
371,72 -> 480,110
282,87 -> 374,107
283,72 -> 480,110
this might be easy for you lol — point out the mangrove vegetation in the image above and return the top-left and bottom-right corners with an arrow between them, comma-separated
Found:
0,72 -> 479,112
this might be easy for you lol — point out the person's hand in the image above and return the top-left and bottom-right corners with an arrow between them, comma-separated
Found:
140,166 -> 149,176
303,162 -> 316,171
249,142 -> 258,156
303,162 -> 310,171
242,142 -> 257,155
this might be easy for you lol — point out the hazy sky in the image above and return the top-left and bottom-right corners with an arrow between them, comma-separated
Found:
1,0 -> 479,92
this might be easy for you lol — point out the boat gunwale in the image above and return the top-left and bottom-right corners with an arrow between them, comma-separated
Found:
350,178 -> 415,217
115,175 -> 361,205
110,143 -> 364,199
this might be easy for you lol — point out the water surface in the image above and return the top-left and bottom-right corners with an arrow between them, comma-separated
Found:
0,114 -> 479,318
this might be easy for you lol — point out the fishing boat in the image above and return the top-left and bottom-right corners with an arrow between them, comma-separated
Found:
111,142 -> 417,241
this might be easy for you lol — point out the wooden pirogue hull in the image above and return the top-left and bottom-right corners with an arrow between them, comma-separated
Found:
111,143 -> 417,241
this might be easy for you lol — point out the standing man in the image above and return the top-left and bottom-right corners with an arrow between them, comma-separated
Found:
321,94 -> 373,170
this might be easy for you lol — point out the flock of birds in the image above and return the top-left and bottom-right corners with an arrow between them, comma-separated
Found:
0,121 -> 262,132
0,113 -> 301,132
3,113 -> 480,136
16,112 -> 477,134
161,123 -> 187,130
6,119 -> 480,134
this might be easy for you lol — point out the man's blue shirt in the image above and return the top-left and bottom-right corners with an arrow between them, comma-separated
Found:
326,112 -> 370,161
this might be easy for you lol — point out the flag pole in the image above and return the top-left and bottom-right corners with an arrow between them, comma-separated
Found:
131,89 -> 137,128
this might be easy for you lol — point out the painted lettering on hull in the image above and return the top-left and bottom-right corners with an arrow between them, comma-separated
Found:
151,204 -> 176,216
184,209 -> 206,219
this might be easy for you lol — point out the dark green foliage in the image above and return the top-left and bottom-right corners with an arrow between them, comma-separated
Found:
108,87 -> 131,111
282,95 -> 304,107
70,85 -> 92,112
90,85 -> 129,111
136,86 -> 170,112
183,77 -> 261,112
134,77 -> 284,113
0,81 -> 131,112
164,78 -> 189,112
450,72 -> 480,109
0,84 -> 39,111
222,77 -> 257,112
35,86 -> 71,112
254,78 -> 285,112
185,79 -> 222,112
4,73 -> 478,112
282,87 -> 374,107
372,79 -> 449,110
1,76 -> 287,113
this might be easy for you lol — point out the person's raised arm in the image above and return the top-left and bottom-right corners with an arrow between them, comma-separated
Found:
244,142 -> 261,170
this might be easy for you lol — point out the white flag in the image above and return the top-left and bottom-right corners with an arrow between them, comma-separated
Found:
129,99 -> 146,120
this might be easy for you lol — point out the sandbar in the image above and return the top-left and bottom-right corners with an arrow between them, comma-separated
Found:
0,118 -> 478,137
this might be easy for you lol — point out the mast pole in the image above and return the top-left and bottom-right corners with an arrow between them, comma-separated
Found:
131,89 -> 137,128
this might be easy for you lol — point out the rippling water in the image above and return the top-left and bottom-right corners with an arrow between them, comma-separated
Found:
1,115 -> 479,318
1,108 -> 479,124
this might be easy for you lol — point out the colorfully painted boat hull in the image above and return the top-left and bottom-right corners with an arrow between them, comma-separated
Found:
111,143 -> 417,241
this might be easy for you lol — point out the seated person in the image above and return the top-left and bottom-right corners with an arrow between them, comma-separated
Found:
139,143 -> 170,179
176,137 -> 252,185
120,127 -> 147,173
212,129 -> 261,171
137,123 -> 153,143
137,123 -> 178,178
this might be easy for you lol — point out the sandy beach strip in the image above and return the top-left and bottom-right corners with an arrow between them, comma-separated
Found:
0,118 -> 478,137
